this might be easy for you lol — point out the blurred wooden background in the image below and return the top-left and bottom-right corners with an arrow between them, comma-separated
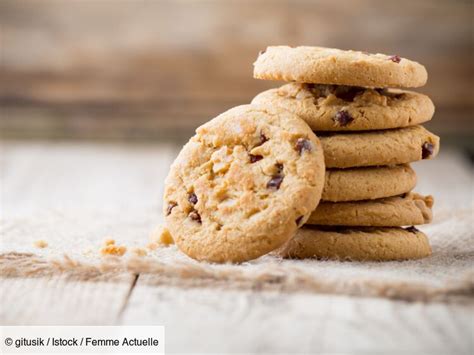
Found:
0,0 -> 472,149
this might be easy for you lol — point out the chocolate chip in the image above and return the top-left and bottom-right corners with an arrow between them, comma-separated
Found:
249,154 -> 263,163
267,164 -> 284,190
295,216 -> 304,226
388,55 -> 401,63
406,226 -> 418,234
188,193 -> 198,205
334,86 -> 365,102
333,110 -> 354,126
166,202 -> 177,216
267,175 -> 284,190
189,211 -> 202,223
295,138 -> 312,155
258,49 -> 266,56
422,142 -> 434,159
254,132 -> 269,148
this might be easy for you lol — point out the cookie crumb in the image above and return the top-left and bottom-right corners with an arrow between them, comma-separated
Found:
104,238 -> 115,246
34,240 -> 48,249
149,225 -> 175,249
100,245 -> 127,256
132,247 -> 147,257
100,239 -> 127,256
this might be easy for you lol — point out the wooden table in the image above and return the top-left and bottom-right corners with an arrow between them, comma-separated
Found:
1,140 -> 473,354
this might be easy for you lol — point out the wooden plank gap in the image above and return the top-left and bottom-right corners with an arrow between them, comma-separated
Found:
116,273 -> 140,323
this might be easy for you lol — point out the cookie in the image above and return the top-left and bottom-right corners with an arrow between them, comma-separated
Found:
322,164 -> 416,202
254,46 -> 427,88
277,226 -> 432,261
308,192 -> 433,227
163,104 -> 325,263
320,125 -> 440,168
252,83 -> 434,131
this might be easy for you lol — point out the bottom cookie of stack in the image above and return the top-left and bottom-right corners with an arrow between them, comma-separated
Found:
277,226 -> 432,261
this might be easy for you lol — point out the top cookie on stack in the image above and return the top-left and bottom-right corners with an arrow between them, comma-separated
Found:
254,46 -> 427,88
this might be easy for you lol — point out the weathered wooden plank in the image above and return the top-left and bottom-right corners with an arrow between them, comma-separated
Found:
1,141 -> 178,258
120,276 -> 474,354
0,276 -> 135,325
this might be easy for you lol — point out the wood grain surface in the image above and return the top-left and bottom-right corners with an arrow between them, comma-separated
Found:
1,275 -> 472,354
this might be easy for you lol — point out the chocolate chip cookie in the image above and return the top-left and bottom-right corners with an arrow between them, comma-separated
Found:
308,192 -> 433,227
252,83 -> 434,131
322,164 -> 417,202
164,104 -> 325,263
320,125 -> 440,168
254,46 -> 427,88
277,226 -> 432,261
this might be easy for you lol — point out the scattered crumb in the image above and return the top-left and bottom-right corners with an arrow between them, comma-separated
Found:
34,240 -> 48,249
100,239 -> 127,256
100,244 -> 127,256
132,247 -> 147,257
104,238 -> 116,246
147,242 -> 159,251
149,225 -> 174,249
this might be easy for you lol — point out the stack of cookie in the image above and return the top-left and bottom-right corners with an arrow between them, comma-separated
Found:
253,46 -> 440,261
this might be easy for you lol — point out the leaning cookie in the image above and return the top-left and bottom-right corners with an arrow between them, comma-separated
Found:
320,125 -> 440,168
252,83 -> 434,131
254,46 -> 428,88
322,164 -> 417,202
163,104 -> 325,263
277,226 -> 432,261
308,193 -> 433,227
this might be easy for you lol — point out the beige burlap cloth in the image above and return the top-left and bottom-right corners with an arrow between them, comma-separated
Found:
2,206 -> 473,303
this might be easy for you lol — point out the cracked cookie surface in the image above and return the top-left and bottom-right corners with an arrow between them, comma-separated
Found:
254,46 -> 427,88
252,83 -> 434,131
277,226 -> 431,261
164,104 -> 325,263
320,125 -> 440,168
308,192 -> 433,227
